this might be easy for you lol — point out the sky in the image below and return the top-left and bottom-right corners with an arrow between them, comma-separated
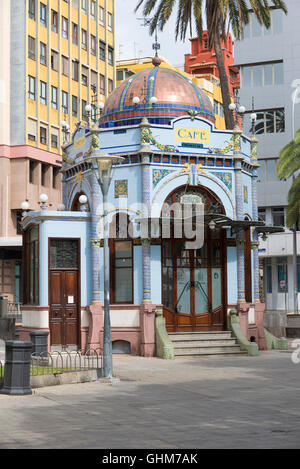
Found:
115,0 -> 191,70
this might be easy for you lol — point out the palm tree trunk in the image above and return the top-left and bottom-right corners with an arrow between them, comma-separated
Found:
213,35 -> 235,130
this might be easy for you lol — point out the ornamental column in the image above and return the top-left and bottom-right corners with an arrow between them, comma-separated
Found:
86,163 -> 103,351
233,128 -> 246,305
251,136 -> 260,304
139,119 -> 155,356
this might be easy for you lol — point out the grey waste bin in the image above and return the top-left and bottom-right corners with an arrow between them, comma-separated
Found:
0,296 -> 8,317
0,341 -> 33,395
30,331 -> 49,356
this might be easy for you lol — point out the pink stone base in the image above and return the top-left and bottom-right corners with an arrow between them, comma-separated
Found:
86,303 -> 103,353
236,302 -> 267,350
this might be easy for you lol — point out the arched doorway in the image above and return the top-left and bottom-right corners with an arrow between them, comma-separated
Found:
161,186 -> 227,332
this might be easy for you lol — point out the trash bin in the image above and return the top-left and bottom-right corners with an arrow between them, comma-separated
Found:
0,295 -> 8,317
30,331 -> 49,356
0,341 -> 33,395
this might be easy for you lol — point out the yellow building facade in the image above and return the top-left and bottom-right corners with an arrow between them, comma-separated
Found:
26,0 -> 115,154
117,57 -> 225,130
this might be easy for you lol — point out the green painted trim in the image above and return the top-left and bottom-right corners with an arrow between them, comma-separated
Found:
264,328 -> 288,351
155,310 -> 174,360
228,310 -> 259,357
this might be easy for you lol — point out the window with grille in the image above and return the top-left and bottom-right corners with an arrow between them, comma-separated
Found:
50,239 -> 79,269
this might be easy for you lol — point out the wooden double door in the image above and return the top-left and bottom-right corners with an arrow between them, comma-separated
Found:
162,231 -> 226,332
49,239 -> 80,349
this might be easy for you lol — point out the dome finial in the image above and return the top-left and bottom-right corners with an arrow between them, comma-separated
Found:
152,55 -> 162,67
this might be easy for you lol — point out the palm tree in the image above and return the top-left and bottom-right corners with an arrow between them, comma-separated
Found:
135,0 -> 287,130
277,129 -> 300,228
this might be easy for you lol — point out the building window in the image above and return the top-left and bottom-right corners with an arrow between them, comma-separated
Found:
62,91 -> 68,114
40,3 -> 47,27
82,99 -> 87,121
72,60 -> 79,81
81,28 -> 87,50
72,95 -> 78,117
51,133 -> 58,149
265,258 -> 272,294
244,109 -> 285,135
28,76 -> 36,100
90,0 -> 96,18
99,41 -> 106,61
72,23 -> 78,45
28,36 -> 36,60
108,47 -> 114,65
28,0 -> 35,20
99,6 -> 104,25
100,74 -> 105,94
53,167 -> 60,188
62,56 -> 69,76
110,217 -> 133,304
244,9 -> 283,38
81,0 -> 87,14
40,81 -> 47,105
62,17 -> 68,39
40,127 -> 47,146
91,70 -> 97,89
28,120 -> 37,143
277,257 -> 288,293
241,62 -> 284,88
108,12 -> 113,31
91,34 -> 96,55
51,50 -> 58,71
23,226 -> 39,305
81,66 -> 88,86
40,42 -> 47,65
51,10 -> 58,32
108,79 -> 113,95
51,86 -> 58,110
272,207 -> 285,227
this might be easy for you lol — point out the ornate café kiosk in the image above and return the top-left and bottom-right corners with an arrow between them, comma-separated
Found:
20,58 -> 287,358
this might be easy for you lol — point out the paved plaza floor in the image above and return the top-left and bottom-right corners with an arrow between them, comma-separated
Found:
0,349 -> 299,449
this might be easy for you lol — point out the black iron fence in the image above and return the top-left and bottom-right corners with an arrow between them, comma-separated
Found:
30,348 -> 102,376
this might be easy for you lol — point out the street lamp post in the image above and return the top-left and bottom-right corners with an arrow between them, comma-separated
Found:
292,83 -> 300,315
87,151 -> 124,378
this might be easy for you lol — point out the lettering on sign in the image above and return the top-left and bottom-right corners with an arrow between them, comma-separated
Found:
74,136 -> 85,150
175,127 -> 210,144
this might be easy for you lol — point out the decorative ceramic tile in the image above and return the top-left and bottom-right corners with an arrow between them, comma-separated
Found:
153,169 -> 174,188
211,172 -> 233,191
114,179 -> 128,198
244,185 -> 248,204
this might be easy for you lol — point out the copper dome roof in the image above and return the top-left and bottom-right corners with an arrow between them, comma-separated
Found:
100,66 -> 215,128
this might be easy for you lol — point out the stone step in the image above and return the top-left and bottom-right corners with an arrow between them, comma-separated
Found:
169,332 -> 233,341
173,338 -> 237,347
174,344 -> 242,355
174,350 -> 248,357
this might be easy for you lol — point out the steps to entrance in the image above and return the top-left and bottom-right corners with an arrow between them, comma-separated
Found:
168,331 -> 248,357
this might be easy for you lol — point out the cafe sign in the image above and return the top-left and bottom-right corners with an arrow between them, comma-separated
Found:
175,127 -> 210,144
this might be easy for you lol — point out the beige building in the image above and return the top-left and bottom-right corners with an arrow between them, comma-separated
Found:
0,0 -> 116,303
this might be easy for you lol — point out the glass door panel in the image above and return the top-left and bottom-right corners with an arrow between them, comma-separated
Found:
194,268 -> 208,314
177,268 -> 191,313
212,268 -> 222,309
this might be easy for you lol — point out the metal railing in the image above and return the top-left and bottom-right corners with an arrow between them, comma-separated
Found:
30,348 -> 102,376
